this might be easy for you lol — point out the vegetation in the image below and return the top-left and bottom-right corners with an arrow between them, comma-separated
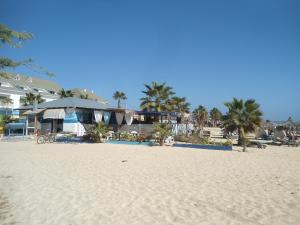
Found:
20,93 -> 45,106
120,132 -> 136,141
140,81 -> 175,112
210,107 -> 222,127
0,23 -> 54,78
193,105 -> 209,135
140,81 -> 190,123
80,93 -> 89,99
88,122 -> 109,143
174,134 -> 233,146
169,96 -> 190,123
58,89 -> 74,98
0,114 -> 12,126
223,98 -> 263,152
153,123 -> 173,146
0,115 -> 12,134
0,96 -> 13,107
113,91 -> 127,108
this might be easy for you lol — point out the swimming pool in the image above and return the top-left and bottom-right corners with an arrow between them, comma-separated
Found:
107,140 -> 152,146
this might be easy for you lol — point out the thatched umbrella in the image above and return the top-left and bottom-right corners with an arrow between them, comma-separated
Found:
283,117 -> 296,131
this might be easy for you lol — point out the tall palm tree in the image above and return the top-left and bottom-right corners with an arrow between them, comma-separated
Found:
223,98 -> 263,152
0,96 -> 13,114
58,89 -> 74,98
210,107 -> 222,127
35,94 -> 45,104
193,105 -> 209,134
169,96 -> 190,123
140,81 -> 175,112
113,91 -> 127,108
20,93 -> 45,106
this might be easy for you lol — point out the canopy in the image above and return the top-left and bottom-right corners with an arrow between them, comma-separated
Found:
94,110 -> 103,122
43,109 -> 65,119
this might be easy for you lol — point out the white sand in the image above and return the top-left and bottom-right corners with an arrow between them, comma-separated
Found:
0,141 -> 300,225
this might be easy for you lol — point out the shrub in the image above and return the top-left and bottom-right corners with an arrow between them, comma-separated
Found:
223,139 -> 233,146
86,122 -> 108,143
153,123 -> 173,146
120,132 -> 135,141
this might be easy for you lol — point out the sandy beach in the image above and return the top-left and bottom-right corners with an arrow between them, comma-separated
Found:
0,141 -> 300,225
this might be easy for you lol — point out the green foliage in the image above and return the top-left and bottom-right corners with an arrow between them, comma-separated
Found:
223,139 -> 233,146
0,24 -> 33,48
140,81 -> 175,112
113,91 -> 127,108
193,105 -> 209,130
169,96 -> 190,122
20,93 -> 45,106
174,135 -> 190,142
80,93 -> 89,99
0,114 -> 12,127
0,57 -> 25,69
88,122 -> 109,143
153,123 -> 173,146
0,96 -> 13,105
58,89 -> 74,98
188,135 -> 210,145
0,24 -> 54,78
210,107 -> 222,127
120,132 -> 136,141
222,98 -> 263,151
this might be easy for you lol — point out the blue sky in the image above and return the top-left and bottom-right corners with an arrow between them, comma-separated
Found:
2,0 -> 300,121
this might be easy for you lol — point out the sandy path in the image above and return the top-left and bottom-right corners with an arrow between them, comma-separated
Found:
0,141 -> 300,225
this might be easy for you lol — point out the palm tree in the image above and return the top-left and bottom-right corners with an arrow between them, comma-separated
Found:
153,123 -> 173,146
140,81 -> 175,112
58,89 -> 74,98
193,105 -> 209,135
88,122 -> 109,143
80,93 -> 89,99
20,93 -> 45,106
210,107 -> 222,127
113,91 -> 127,108
223,98 -> 263,152
35,94 -> 45,104
0,96 -> 13,115
169,96 -> 190,123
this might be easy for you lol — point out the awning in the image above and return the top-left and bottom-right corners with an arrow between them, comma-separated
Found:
43,109 -> 65,119
23,109 -> 45,115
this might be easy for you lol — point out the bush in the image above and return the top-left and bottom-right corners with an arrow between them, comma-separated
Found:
223,139 -> 233,146
86,122 -> 108,143
120,132 -> 136,141
188,134 -> 210,145
153,123 -> 173,146
174,135 -> 189,142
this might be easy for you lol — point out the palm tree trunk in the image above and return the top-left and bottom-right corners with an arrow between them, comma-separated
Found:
239,128 -> 247,152
118,99 -> 121,108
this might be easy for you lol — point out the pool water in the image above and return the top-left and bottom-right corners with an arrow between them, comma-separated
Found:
107,140 -> 152,146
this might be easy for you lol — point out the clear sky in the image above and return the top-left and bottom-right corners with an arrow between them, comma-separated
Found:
2,0 -> 300,121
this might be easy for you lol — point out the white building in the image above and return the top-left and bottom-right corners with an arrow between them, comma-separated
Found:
0,74 -> 61,117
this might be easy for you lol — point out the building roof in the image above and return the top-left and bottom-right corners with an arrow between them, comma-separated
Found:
18,97 -> 108,110
71,88 -> 108,105
0,73 -> 61,98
